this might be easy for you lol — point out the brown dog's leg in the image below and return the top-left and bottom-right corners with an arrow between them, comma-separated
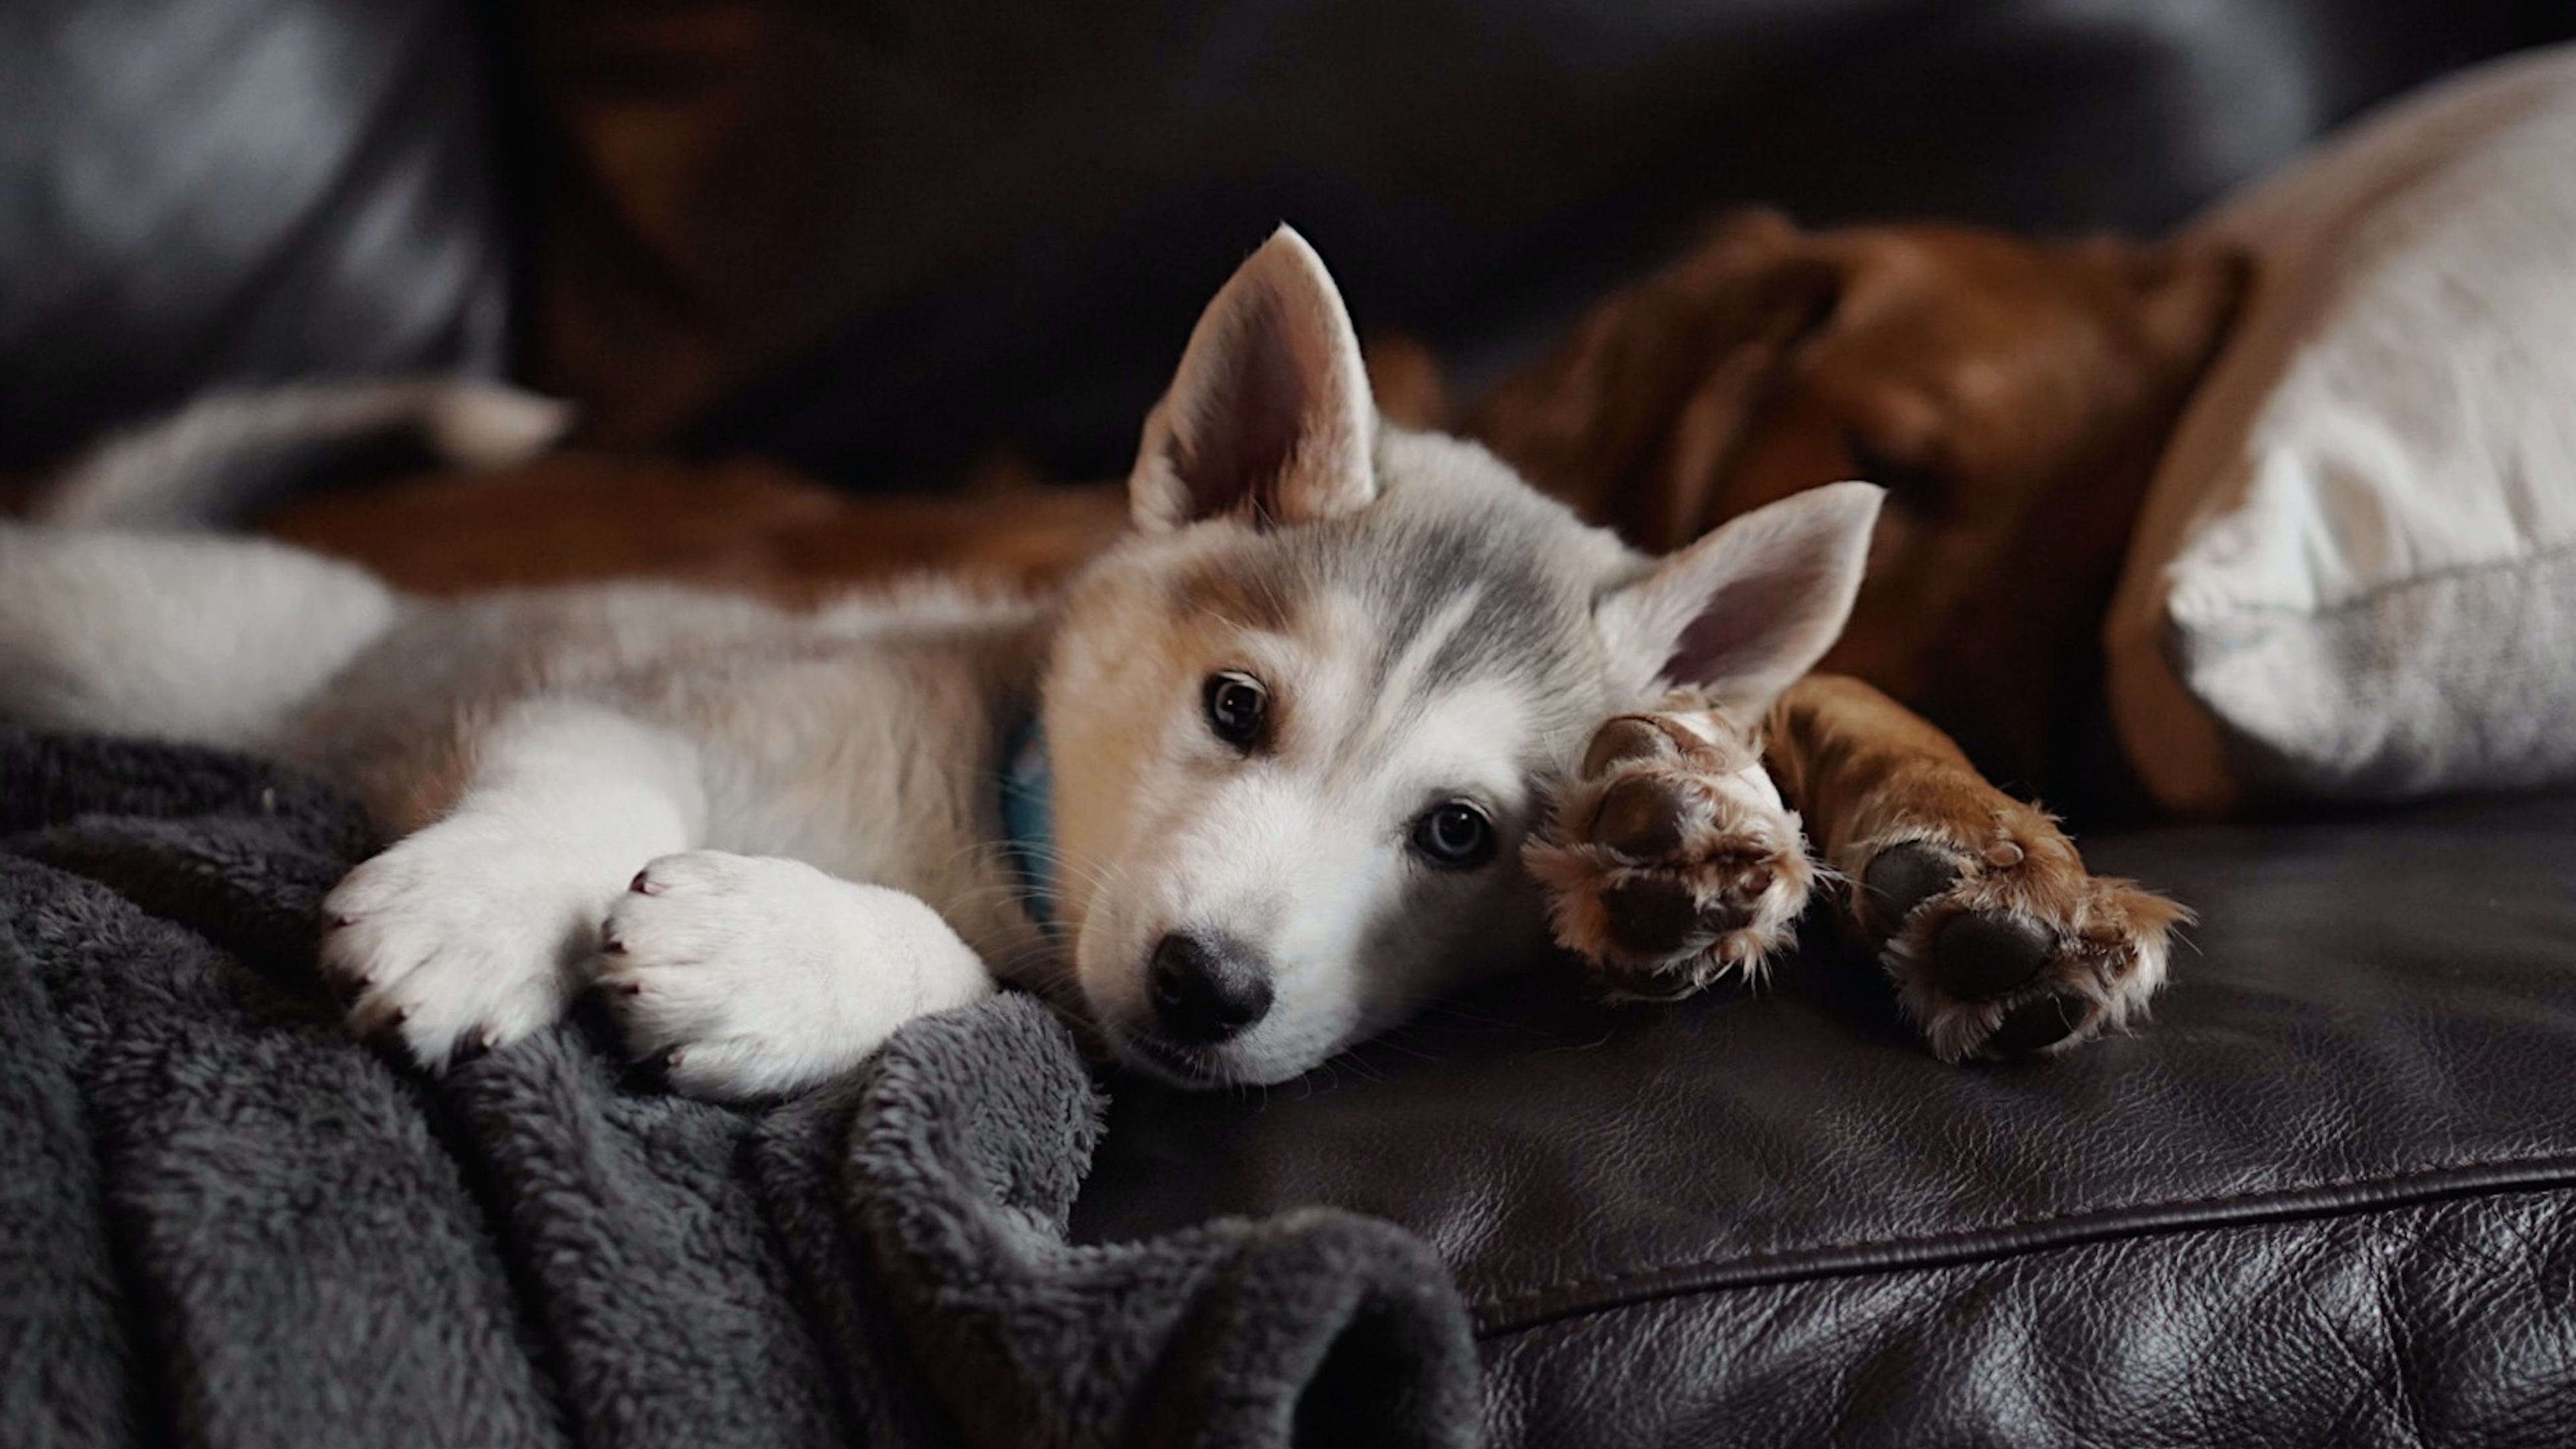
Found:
1532,675 -> 2187,1059
1765,674 -> 2189,1059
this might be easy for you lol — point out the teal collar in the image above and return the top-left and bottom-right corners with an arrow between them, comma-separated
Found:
998,714 -> 1057,934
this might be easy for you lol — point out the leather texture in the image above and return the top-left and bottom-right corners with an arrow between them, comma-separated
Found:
517,0 -> 2576,482
0,0 -> 512,472
1073,790 -> 2576,1444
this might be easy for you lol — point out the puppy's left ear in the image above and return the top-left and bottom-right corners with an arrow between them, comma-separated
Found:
1130,226 -> 1379,533
1597,481 -> 1884,720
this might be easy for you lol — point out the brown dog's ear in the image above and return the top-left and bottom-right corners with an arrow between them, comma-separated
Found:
1131,226 -> 1379,533
1472,209 -> 1843,552
1596,481 -> 1885,720
2125,237 -> 2255,380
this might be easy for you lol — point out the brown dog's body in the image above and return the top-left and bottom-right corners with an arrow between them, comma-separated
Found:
240,211 -> 2240,1057
1477,210 -> 2246,788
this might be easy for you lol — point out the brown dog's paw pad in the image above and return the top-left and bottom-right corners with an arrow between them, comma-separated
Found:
1927,911 -> 2053,1000
1526,700 -> 1816,1000
1593,776 -> 1690,860
1861,841 -> 1964,930
1868,827 -> 2190,1064
1600,877 -> 1707,957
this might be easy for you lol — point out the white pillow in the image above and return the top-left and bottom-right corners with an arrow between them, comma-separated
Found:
2106,44 -> 2576,815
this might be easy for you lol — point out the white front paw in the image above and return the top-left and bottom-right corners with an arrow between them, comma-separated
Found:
599,851 -> 995,1101
321,817 -> 615,1069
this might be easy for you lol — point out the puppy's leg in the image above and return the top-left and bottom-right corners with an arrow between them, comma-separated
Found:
321,700 -> 704,1068
598,852 -> 996,1101
1766,674 -> 2190,1061
1525,689 -> 1815,996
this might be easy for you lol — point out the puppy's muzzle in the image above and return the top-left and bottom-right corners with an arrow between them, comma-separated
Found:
1148,930 -> 1274,1045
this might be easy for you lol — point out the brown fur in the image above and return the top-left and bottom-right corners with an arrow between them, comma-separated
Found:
262,452 -> 1126,604
1473,208 -> 2247,786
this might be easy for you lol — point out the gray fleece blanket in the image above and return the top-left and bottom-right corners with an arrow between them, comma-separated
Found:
0,728 -> 1481,1449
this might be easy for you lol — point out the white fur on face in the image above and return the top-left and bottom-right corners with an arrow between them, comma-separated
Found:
1048,557 -> 1556,1085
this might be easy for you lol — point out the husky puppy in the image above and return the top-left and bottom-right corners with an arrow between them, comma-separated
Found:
0,230 -> 1881,1099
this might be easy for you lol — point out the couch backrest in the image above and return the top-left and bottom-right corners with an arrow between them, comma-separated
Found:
0,0 -> 514,472
519,0 -> 2576,482
9,0 -> 2570,483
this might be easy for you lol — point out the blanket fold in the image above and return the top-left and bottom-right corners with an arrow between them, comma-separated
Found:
0,728 -> 1482,1449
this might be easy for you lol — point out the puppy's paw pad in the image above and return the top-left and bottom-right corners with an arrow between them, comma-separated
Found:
1866,828 -> 2190,1063
1526,700 -> 1815,1000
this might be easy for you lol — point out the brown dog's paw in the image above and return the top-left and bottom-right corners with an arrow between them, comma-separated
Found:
1525,698 -> 1815,999
1854,820 -> 2190,1062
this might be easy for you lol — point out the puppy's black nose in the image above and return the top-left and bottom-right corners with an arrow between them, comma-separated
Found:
1148,931 -> 1273,1045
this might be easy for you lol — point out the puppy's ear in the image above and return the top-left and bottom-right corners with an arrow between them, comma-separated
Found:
1597,481 -> 1884,721
1131,227 -> 1378,533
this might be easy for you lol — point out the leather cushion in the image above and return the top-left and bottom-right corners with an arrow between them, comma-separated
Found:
1072,790 -> 2576,1444
0,0 -> 512,472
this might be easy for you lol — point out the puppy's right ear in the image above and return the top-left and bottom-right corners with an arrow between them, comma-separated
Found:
1130,227 -> 1379,533
1596,481 -> 1884,722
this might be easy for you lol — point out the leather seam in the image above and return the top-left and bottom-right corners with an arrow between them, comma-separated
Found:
1468,1154 -> 2576,1338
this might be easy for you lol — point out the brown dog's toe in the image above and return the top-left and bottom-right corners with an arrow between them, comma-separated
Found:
1593,775 -> 1690,859
1601,877 -> 1707,957
1928,911 -> 2053,1000
1580,716 -> 1680,778
1861,841 -> 1963,930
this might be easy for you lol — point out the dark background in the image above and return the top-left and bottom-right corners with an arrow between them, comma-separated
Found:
7,0 -> 2574,484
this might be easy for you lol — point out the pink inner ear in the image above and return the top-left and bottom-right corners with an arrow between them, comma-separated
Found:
1664,549 -> 1849,692
1173,308 -> 1309,525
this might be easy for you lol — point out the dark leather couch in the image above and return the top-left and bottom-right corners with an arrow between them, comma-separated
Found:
9,2 -> 2575,1444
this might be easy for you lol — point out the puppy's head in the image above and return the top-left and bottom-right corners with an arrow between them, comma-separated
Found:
1475,209 -> 2249,782
1044,228 -> 1881,1087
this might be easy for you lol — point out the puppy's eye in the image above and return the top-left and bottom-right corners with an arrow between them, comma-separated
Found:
1409,801 -> 1497,870
1203,672 -> 1268,749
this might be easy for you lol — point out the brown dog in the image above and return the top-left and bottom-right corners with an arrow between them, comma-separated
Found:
1474,209 -> 2248,788
242,210 -> 2242,1059
1471,209 -> 2243,1055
